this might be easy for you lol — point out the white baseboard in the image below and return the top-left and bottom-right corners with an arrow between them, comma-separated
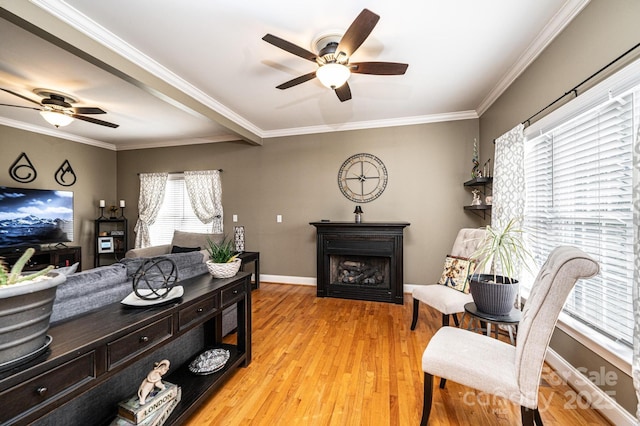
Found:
259,277 -> 421,290
403,283 -> 421,294
545,348 -> 636,425
259,274 -> 316,286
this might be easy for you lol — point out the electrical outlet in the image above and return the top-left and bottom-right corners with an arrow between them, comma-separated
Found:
277,214 -> 282,223
232,214 -> 238,222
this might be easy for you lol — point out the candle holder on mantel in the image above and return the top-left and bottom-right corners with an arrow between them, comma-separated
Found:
119,200 -> 126,218
98,200 -> 107,219
354,205 -> 363,223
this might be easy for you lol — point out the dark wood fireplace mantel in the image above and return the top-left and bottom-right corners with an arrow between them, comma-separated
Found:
310,221 -> 410,304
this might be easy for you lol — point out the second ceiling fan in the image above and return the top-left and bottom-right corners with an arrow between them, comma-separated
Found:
262,8 -> 408,102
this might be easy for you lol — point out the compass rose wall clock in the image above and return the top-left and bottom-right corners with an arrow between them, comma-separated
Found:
338,153 -> 388,203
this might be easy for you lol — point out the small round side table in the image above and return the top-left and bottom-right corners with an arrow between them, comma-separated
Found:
462,302 -> 521,345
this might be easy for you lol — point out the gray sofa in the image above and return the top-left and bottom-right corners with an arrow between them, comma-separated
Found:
124,229 -> 224,259
50,250 -> 237,335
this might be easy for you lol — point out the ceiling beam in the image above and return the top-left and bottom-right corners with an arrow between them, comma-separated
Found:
0,2 -> 262,146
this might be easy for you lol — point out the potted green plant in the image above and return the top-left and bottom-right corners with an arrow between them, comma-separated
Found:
468,218 -> 534,315
0,248 -> 66,367
205,236 -> 242,279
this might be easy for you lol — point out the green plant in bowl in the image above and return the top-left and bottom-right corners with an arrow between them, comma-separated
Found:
206,236 -> 238,263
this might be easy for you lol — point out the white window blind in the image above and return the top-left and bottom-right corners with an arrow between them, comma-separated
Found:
524,87 -> 637,346
148,175 -> 211,246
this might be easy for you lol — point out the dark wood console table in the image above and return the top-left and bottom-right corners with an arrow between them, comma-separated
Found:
237,251 -> 260,289
0,272 -> 252,425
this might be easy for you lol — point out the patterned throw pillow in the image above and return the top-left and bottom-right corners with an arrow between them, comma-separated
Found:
437,255 -> 476,293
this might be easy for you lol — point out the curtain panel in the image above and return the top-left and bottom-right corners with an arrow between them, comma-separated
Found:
184,170 -> 223,233
134,172 -> 168,248
492,123 -> 525,278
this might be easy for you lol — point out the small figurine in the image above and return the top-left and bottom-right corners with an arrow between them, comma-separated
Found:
471,189 -> 482,206
138,359 -> 171,405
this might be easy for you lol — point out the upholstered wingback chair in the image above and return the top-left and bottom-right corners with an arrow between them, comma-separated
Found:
420,246 -> 599,425
411,228 -> 486,329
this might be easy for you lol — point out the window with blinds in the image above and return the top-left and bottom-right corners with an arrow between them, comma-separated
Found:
523,87 -> 637,347
148,175 -> 211,246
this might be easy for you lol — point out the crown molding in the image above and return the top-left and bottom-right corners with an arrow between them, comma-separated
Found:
115,134 -> 243,151
476,0 -> 591,116
0,116 -> 116,150
261,110 -> 479,138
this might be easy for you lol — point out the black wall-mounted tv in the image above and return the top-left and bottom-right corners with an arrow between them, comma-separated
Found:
0,186 -> 74,250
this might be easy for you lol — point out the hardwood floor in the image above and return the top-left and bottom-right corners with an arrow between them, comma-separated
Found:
185,283 -> 610,425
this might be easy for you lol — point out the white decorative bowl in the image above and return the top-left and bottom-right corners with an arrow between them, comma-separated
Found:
206,258 -> 242,279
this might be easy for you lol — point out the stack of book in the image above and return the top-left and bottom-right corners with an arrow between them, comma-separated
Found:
111,382 -> 181,426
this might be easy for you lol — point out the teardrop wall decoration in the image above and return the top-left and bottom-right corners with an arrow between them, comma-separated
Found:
9,152 -> 37,183
55,160 -> 77,186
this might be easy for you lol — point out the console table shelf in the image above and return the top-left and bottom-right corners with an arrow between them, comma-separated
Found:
0,272 -> 252,425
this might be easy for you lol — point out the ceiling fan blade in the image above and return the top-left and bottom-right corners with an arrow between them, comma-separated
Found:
276,71 -> 317,90
0,103 -> 41,111
262,34 -> 317,62
72,107 -> 106,115
72,114 -> 119,128
1,88 -> 42,106
336,9 -> 380,59
335,82 -> 352,102
351,62 -> 409,75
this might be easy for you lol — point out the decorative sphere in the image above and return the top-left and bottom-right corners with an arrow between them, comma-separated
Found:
132,258 -> 178,300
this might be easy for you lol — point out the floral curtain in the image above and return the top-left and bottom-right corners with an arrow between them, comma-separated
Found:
492,124 -> 525,288
633,123 -> 640,421
184,170 -> 223,233
134,172 -> 168,248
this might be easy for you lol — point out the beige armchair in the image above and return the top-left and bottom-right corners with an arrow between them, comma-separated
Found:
420,246 -> 599,425
411,228 -> 487,329
125,230 -> 224,259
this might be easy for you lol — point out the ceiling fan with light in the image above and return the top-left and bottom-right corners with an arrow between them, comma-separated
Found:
0,88 -> 119,128
262,8 -> 408,102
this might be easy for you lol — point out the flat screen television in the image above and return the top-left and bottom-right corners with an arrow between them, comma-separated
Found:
0,186 -> 74,250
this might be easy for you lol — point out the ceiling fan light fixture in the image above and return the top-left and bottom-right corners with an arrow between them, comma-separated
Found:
316,63 -> 350,89
40,110 -> 74,128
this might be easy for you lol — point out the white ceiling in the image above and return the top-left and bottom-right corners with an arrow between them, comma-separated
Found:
0,0 -> 589,150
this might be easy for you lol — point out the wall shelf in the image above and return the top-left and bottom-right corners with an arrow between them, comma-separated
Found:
463,177 -> 492,220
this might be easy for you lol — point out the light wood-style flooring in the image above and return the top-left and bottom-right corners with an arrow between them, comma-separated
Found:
185,283 -> 610,425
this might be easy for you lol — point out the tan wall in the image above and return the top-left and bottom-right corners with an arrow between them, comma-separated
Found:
478,0 -> 640,415
0,125 -> 117,268
117,120 -> 484,284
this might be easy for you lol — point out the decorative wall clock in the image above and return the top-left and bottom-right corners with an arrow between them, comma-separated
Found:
338,153 -> 388,203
